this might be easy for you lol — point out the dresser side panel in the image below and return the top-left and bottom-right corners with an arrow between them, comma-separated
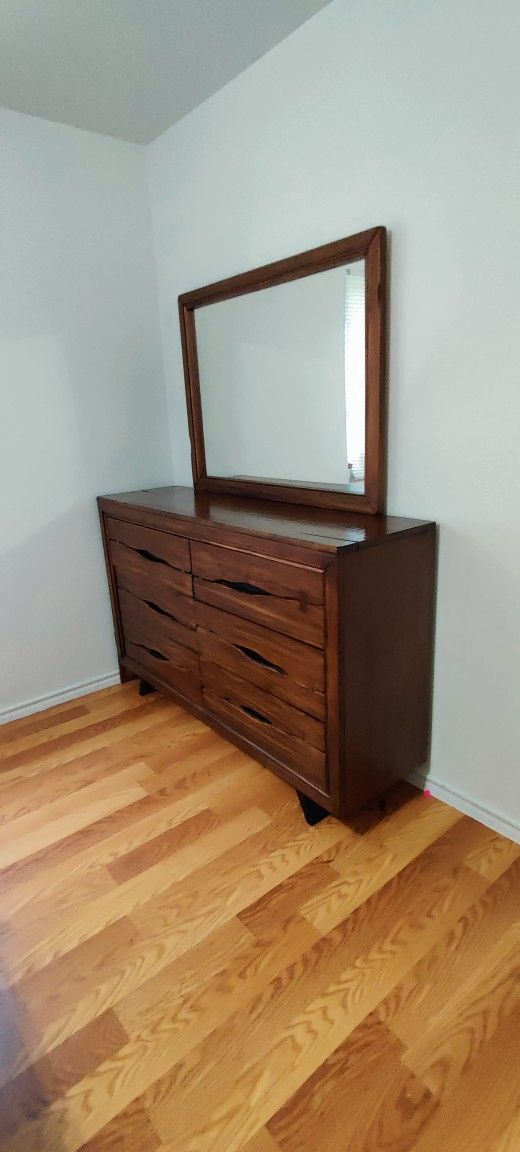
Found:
97,504 -> 133,683
339,527 -> 436,814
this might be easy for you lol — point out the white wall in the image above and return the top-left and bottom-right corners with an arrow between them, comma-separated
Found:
0,108 -> 172,718
196,265 -> 349,484
147,0 -> 520,836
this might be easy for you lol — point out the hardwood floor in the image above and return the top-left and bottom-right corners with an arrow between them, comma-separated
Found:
0,682 -> 518,1151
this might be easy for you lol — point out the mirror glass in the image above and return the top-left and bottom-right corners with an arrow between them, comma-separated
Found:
195,259 -> 366,494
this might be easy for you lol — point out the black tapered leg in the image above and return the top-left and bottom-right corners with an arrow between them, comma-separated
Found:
138,679 -> 156,697
297,790 -> 329,826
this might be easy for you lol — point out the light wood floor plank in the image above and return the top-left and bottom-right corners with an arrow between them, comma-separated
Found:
402,922 -> 520,1096
116,914 -> 319,1062
130,812 -> 348,962
0,701 -> 89,749
0,683 -> 517,1152
0,1009 -> 129,1141
0,767 -> 149,871
139,734 -> 245,789
464,826 -> 520,881
146,848 -> 487,1148
376,856 -> 520,1046
300,798 -> 464,934
489,1113 -> 520,1152
0,709 -> 185,789
0,691 -> 164,762
75,1097 -> 162,1152
406,1008 -> 520,1152
5,806 -> 270,983
9,920 -> 253,1081
267,1011 -> 435,1152
240,1131 -> 281,1152
2,760 -> 259,923
6,922 -> 321,1151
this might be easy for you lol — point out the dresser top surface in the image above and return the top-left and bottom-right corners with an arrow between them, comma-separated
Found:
99,486 -> 434,552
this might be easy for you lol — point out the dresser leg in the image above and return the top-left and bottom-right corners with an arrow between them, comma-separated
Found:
138,679 -> 156,697
297,790 -> 329,826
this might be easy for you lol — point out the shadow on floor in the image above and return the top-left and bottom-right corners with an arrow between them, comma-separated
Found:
0,975 -> 71,1151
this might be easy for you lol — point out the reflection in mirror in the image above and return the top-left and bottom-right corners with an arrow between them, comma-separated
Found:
195,259 -> 366,494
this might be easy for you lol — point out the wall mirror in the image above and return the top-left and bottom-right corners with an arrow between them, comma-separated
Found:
179,226 -> 386,514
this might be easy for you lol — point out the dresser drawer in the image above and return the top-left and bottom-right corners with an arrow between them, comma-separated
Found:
197,602 -> 325,720
202,662 -> 325,752
202,680 -> 326,790
119,588 -> 197,653
121,587 -> 198,671
121,584 -> 200,703
125,639 -> 201,702
107,518 -> 190,571
109,522 -> 192,602
191,541 -> 324,647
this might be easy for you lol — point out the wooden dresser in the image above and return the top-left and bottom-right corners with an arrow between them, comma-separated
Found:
98,486 -> 436,820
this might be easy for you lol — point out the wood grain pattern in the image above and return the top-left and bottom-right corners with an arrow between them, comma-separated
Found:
0,766 -> 150,870
191,540 -> 324,646
118,588 -> 198,652
111,538 -> 192,600
267,1012 -> 435,1152
201,661 -> 324,752
197,604 -> 325,713
107,517 -> 191,573
99,489 -> 437,820
0,1011 -> 129,1140
202,687 -> 326,790
0,683 -> 517,1152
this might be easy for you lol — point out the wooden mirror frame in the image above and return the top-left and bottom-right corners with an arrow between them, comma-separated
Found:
178,225 -> 386,514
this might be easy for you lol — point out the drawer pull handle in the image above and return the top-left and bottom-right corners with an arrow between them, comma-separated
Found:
241,704 -> 272,726
131,641 -> 168,662
149,647 -> 167,660
145,599 -> 169,616
145,599 -> 192,630
236,644 -> 285,676
136,547 -> 167,566
216,578 -> 268,597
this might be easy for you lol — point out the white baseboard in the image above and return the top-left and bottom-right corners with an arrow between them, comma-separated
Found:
408,770 -> 520,844
0,671 -> 121,726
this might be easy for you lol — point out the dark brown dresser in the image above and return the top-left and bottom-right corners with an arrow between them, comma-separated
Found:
98,486 -> 436,820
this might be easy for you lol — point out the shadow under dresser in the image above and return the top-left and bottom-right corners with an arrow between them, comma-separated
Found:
98,486 -> 436,821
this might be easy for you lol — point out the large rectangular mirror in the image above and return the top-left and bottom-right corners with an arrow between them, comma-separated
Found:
179,227 -> 386,513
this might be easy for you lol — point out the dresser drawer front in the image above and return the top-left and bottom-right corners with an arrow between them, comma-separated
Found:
191,541 -> 324,647
125,640 -> 201,702
111,538 -> 192,601
120,579 -> 201,703
197,603 -> 325,717
202,685 -> 326,790
107,518 -> 190,572
121,593 -> 198,675
202,662 -> 325,752
119,588 -> 198,654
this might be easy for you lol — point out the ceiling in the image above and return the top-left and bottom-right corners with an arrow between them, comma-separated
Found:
0,0 -> 332,144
